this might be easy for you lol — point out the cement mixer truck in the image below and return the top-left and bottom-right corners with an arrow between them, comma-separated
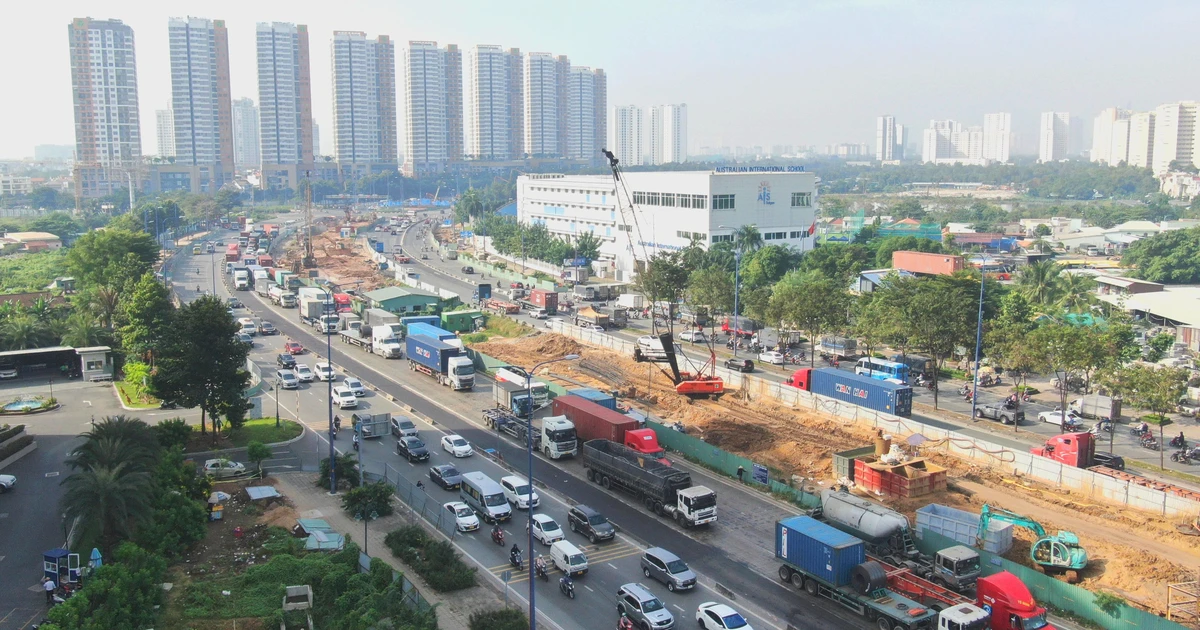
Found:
816,490 -> 980,592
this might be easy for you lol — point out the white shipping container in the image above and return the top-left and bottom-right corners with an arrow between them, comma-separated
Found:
915,504 -> 1012,554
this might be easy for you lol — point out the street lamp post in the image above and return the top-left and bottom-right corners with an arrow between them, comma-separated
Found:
274,380 -> 280,428
970,275 -> 985,421
523,354 -> 580,630
718,225 -> 751,357
316,286 -> 337,493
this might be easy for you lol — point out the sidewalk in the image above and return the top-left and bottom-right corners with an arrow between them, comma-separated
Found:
270,472 -> 505,630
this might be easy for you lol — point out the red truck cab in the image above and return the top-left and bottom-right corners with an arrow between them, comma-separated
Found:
624,428 -> 668,465
333,293 -> 352,313
976,572 -> 1053,629
784,368 -> 812,389
720,316 -> 759,339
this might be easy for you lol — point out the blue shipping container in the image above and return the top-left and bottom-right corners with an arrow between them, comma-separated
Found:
810,368 -> 912,417
570,388 -> 616,410
406,322 -> 455,342
400,315 -> 440,328
373,242 -> 384,253
775,516 -> 865,588
406,335 -> 459,374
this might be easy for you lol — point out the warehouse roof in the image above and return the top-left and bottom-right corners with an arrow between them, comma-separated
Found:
364,286 -> 438,302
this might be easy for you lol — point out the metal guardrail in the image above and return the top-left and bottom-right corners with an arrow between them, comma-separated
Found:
381,462 -> 461,539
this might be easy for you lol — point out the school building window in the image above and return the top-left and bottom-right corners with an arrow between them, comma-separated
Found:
791,192 -> 812,207
712,194 -> 735,210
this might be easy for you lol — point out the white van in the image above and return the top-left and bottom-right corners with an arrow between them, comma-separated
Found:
549,540 -> 589,577
459,471 -> 512,524
238,318 -> 258,336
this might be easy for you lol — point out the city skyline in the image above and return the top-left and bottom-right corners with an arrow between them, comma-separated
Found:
6,1 -> 1200,159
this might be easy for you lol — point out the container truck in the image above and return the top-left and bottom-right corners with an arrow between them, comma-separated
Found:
268,286 -> 296,308
255,281 -> 275,298
298,287 -> 328,301
553,395 -> 668,464
569,387 -> 616,410
485,298 -> 520,315
617,293 -> 644,310
337,312 -> 362,332
785,368 -> 913,417
520,288 -> 558,315
775,516 -> 942,630
400,315 -> 441,332
257,254 -> 274,267
406,335 -> 474,390
273,269 -> 292,286
1068,395 -> 1120,420
581,439 -> 716,527
233,269 -> 250,291
406,322 -> 454,343
351,412 -> 390,439
493,367 -> 550,407
817,490 -> 981,592
363,308 -> 401,329
368,323 -> 404,358
1030,431 -> 1125,471
867,554 -> 993,630
299,297 -> 339,334
493,380 -> 535,417
482,408 -> 579,459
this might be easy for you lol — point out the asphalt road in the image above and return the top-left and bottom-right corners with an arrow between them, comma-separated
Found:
189,221 -> 873,630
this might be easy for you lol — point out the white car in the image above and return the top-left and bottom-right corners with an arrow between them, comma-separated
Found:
1038,409 -> 1083,427
500,475 -> 539,509
529,309 -> 549,320
343,377 -> 367,397
579,322 -> 604,332
697,602 -> 753,630
0,473 -> 15,493
203,459 -> 246,479
315,362 -> 335,381
758,351 -> 785,366
545,317 -> 566,329
441,434 -> 474,457
679,330 -> 707,343
294,364 -> 314,383
529,513 -> 564,545
443,501 -> 480,532
332,386 -> 358,409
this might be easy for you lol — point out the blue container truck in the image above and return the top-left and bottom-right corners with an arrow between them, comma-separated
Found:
776,516 -> 939,630
373,241 -> 384,253
406,322 -> 455,342
406,335 -> 475,391
784,368 -> 912,417
570,387 -> 617,410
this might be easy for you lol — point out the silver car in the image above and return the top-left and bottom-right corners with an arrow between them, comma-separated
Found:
617,583 -> 675,630
640,547 -> 697,592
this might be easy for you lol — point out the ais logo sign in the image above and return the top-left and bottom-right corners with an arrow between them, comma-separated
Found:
833,383 -> 869,399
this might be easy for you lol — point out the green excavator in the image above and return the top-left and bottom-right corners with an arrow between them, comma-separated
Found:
979,504 -> 1088,583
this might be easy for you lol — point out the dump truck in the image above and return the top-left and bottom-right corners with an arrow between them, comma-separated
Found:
406,335 -> 474,390
816,490 -> 980,592
481,408 -> 579,459
574,307 -> 609,328
553,395 -> 667,464
775,516 -> 946,630
351,412 -> 389,439
581,439 -> 715,527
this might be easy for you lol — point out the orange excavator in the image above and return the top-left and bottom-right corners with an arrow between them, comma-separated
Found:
632,332 -> 724,398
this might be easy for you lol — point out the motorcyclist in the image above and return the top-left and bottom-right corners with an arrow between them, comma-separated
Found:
491,523 -> 504,541
535,555 -> 547,577
510,544 -> 521,561
353,433 -> 360,448
1138,420 -> 1150,435
618,612 -> 634,630
1173,431 -> 1187,447
559,574 -> 574,593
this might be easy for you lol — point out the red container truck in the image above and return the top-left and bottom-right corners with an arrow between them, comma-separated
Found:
524,288 -> 558,315
551,395 -> 668,464
257,254 -> 274,268
891,250 -> 965,276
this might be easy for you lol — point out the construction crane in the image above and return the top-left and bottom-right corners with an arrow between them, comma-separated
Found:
978,504 -> 1088,583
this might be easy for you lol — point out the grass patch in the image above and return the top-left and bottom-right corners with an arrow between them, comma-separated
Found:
939,367 -> 970,381
115,380 -> 160,409
384,525 -> 477,592
183,418 -> 303,453
480,314 -> 533,339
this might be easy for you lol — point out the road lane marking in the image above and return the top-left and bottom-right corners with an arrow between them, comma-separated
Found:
606,562 -> 619,570
584,584 -> 594,592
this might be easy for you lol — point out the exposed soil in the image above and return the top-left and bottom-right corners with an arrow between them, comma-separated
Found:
472,332 -> 1200,615
276,217 -> 390,291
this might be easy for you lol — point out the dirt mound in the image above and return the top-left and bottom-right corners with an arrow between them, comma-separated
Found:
473,334 -> 583,366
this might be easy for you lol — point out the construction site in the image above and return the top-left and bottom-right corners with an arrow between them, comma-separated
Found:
472,332 -> 1200,620
273,213 -> 392,292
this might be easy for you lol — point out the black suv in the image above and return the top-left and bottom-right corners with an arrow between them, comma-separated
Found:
461,266 -> 475,274
259,321 -> 277,335
567,504 -> 616,543
397,436 -> 430,462
276,353 -> 297,369
724,358 -> 754,373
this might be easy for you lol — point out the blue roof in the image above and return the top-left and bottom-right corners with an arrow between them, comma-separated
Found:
245,486 -> 281,500
497,201 -> 517,216
780,515 -> 862,549
861,269 -> 915,285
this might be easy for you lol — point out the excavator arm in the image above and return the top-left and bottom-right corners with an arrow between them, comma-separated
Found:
979,504 -> 1047,539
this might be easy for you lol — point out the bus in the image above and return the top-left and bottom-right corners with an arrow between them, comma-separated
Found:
855,357 -> 909,384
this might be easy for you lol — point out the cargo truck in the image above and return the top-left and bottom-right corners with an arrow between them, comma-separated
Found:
368,324 -> 405,358
493,380 -> 535,417
519,288 -> 558,315
233,269 -> 250,291
363,308 -> 401,329
581,439 -> 715,527
339,328 -> 372,351
785,368 -> 913,417
617,293 -> 644,310
1068,394 -> 1120,420
817,490 -> 980,592
406,335 -> 474,390
818,335 -> 859,359
299,297 -> 339,334
351,412 -> 390,439
553,395 -> 668,464
268,285 -> 297,308
482,408 -> 579,459
255,281 -> 275,298
406,322 -> 454,343
775,516 -> 943,630
493,367 -> 550,407
338,312 -> 363,332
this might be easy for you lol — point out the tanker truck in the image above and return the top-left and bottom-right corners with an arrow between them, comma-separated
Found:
817,490 -> 980,592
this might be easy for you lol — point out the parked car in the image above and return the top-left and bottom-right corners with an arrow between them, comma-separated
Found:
277,354 -> 297,369
444,501 -> 480,532
641,547 -> 697,592
0,361 -> 18,379
315,362 -> 335,381
500,475 -> 539,509
696,602 -> 753,630
567,504 -> 616,543
429,464 -> 462,490
284,341 -> 305,355
258,321 -> 278,335
616,583 -> 675,630
294,364 -> 314,382
397,436 -> 430,462
758,350 -> 785,366
203,459 -> 246,478
0,474 -> 15,493
723,358 -> 754,373
343,377 -> 366,397
275,369 -> 299,390
440,434 -> 473,457
460,266 -> 475,274
679,330 -> 707,343
332,387 -> 358,409
530,513 -> 565,545
545,317 -> 566,329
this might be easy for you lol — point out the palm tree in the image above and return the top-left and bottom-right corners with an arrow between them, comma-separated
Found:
732,225 -> 763,255
91,286 -> 121,329
60,312 -> 105,347
1,315 -> 46,350
25,297 -> 52,323
60,464 -> 155,554
68,416 -> 160,471
1057,273 -> 1097,313
1017,260 -> 1062,307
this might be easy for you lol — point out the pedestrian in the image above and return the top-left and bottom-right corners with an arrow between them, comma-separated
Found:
43,577 -> 55,604
736,466 -> 745,483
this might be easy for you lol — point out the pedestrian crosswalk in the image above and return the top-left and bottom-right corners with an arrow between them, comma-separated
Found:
487,539 -> 643,584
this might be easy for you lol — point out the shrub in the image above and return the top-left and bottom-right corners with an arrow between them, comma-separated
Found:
152,418 -> 191,451
462,333 -> 488,344
0,434 -> 33,461
469,608 -> 528,630
384,525 -> 477,592
0,424 -> 25,444
341,481 -> 395,519
1094,591 -> 1125,618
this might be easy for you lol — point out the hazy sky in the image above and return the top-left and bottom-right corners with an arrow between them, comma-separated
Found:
4,0 -> 1198,159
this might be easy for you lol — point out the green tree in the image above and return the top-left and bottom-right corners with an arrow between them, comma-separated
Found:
45,543 -> 167,630
1034,223 -> 1052,237
686,267 -> 734,315
797,243 -> 875,282
1122,364 -> 1189,467
28,211 -> 83,239
342,481 -> 396,519
1057,273 -> 1097,313
29,187 -> 73,211
60,464 -> 156,554
65,228 -> 160,290
1,314 -> 50,350
469,609 -> 528,630
319,453 -> 363,490
891,198 -> 927,221
633,252 -> 689,308
873,235 -> 946,269
153,295 -> 250,436
732,224 -> 763,254
150,418 -> 192,452
1017,259 -> 1063,307
1145,333 -> 1176,363
572,230 -> 602,261
117,273 -> 175,363
740,244 -> 800,289
214,188 -> 243,211
1123,227 -> 1200,283
900,274 -> 992,408
769,272 -> 850,364
247,440 -> 273,476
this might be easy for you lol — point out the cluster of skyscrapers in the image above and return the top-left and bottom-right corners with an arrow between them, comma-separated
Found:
1091,102 -> 1199,174
66,17 -> 608,202
609,104 -> 688,167
914,113 -> 1014,166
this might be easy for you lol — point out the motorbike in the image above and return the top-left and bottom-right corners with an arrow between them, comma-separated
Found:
1022,392 -> 1032,403
1141,435 -> 1161,451
1171,435 -> 1188,448
353,435 -> 360,451
159,400 -> 179,410
1172,449 -> 1193,464
491,526 -> 505,546
559,575 -> 575,599
509,549 -> 524,571
535,557 -> 549,581
963,390 -> 974,401
1130,425 -> 1151,437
